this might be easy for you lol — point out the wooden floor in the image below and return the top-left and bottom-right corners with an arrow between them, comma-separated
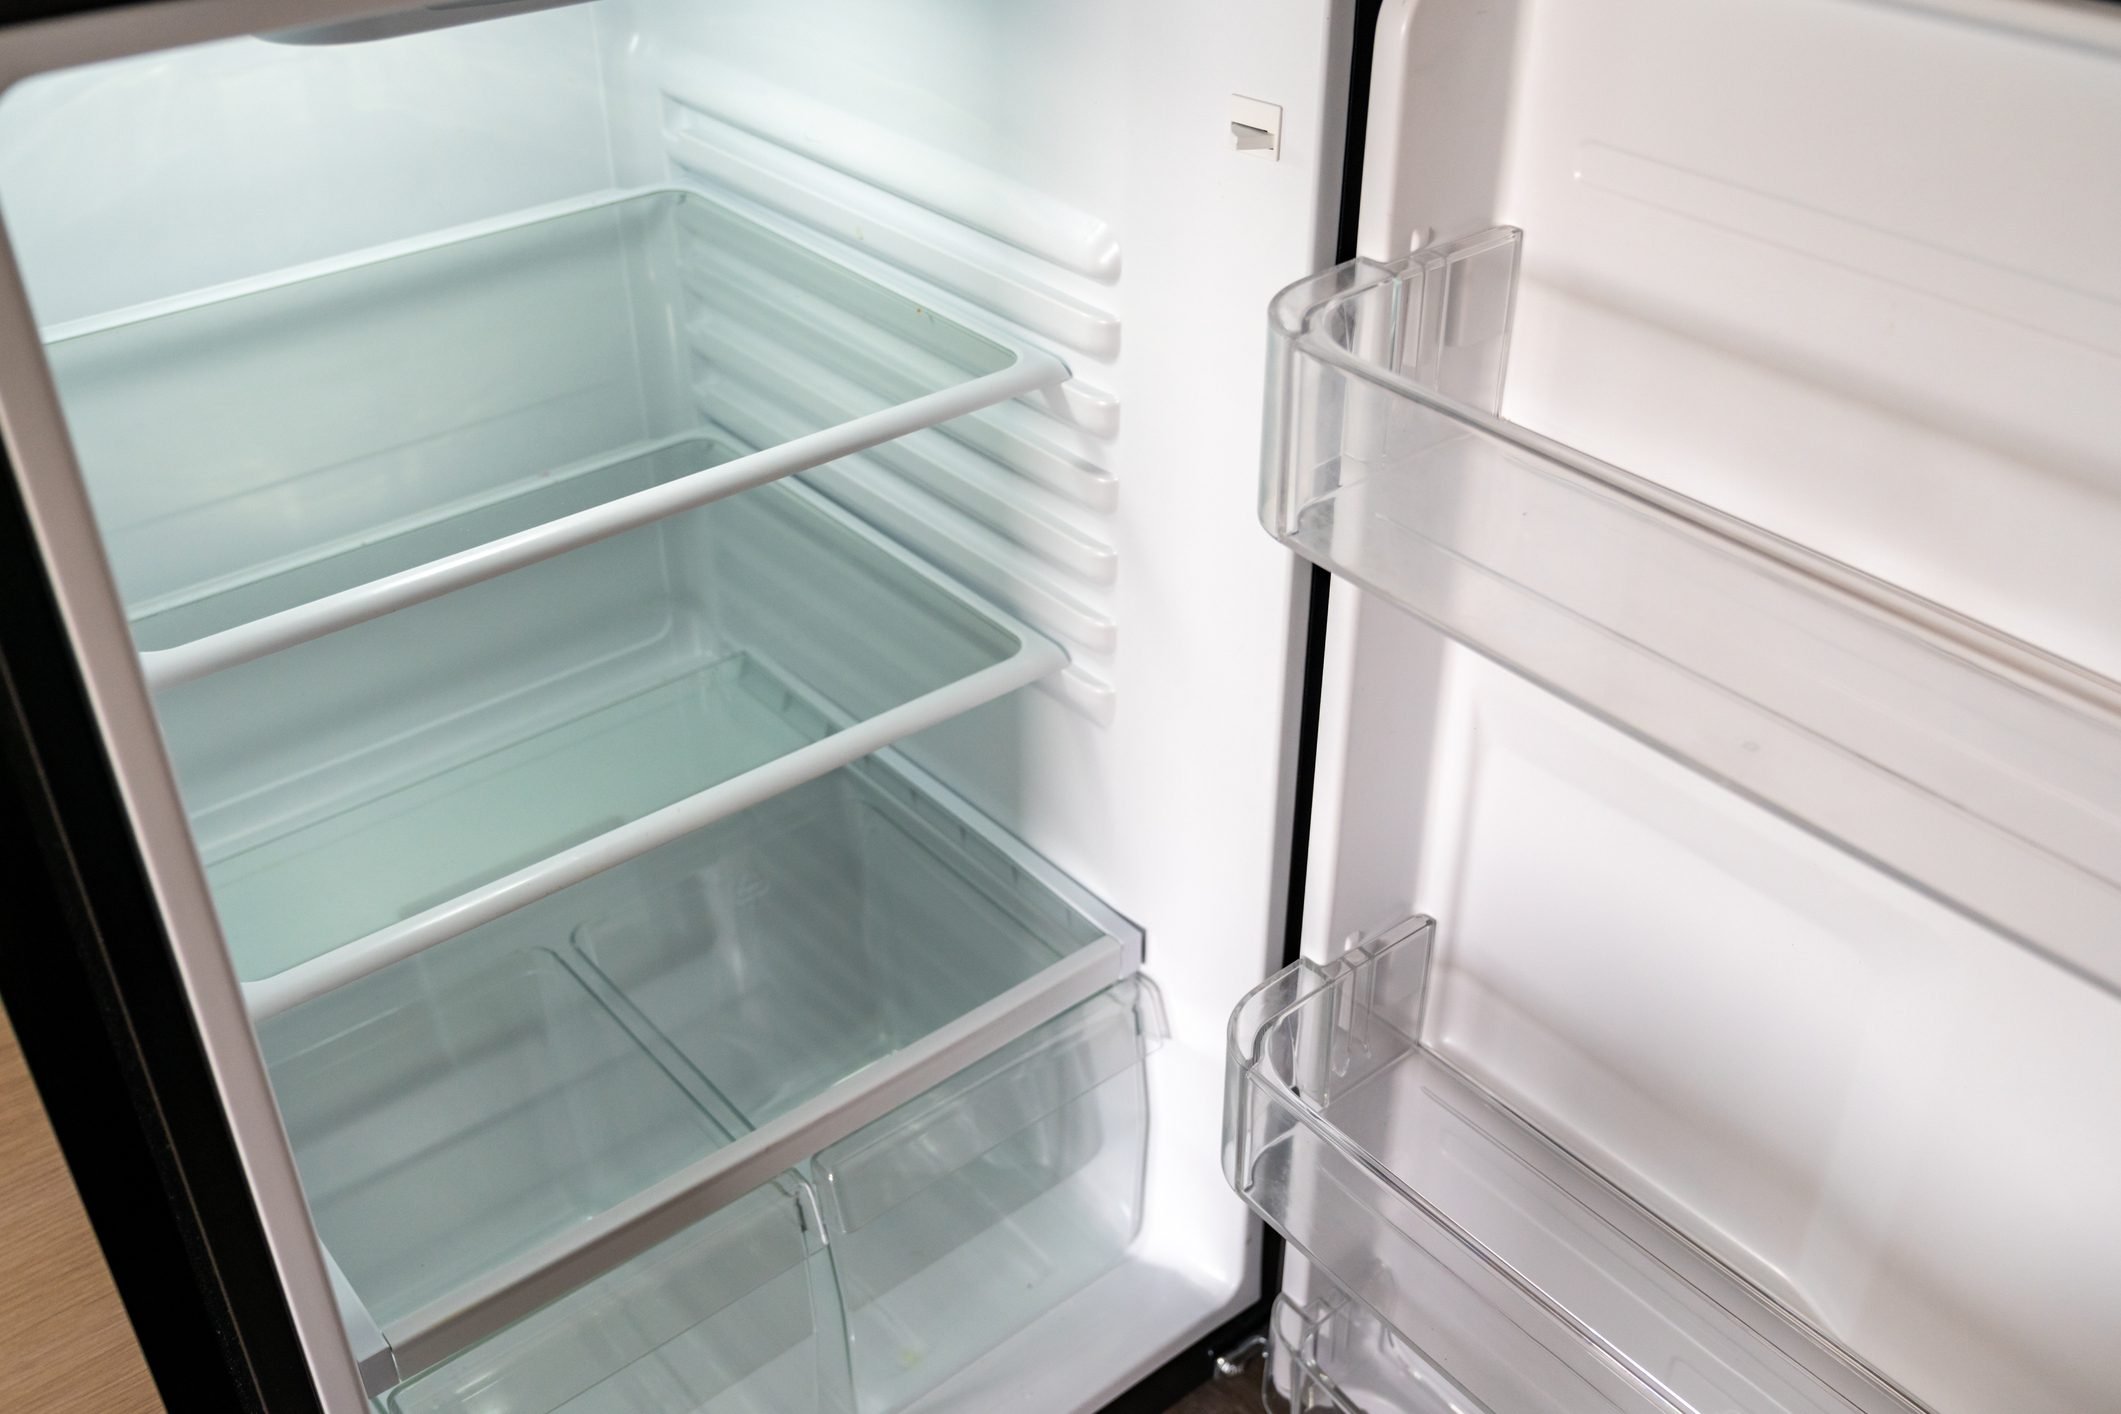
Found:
0,1006 -> 163,1414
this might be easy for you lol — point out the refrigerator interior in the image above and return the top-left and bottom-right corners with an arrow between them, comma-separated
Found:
1274,2 -> 2121,1413
0,0 -> 1347,1409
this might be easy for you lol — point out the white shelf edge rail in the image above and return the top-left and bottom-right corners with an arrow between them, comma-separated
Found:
374,917 -> 1143,1389
241,488 -> 1068,1019
1262,229 -> 2121,1000
33,184 -> 1070,692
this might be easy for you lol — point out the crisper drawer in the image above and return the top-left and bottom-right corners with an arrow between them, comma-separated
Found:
378,985 -> 1149,1414
814,983 -> 1149,1414
386,1174 -> 841,1414
255,749 -> 1146,1403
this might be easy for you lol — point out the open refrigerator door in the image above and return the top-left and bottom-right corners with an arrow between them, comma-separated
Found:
1238,2 -> 2121,1412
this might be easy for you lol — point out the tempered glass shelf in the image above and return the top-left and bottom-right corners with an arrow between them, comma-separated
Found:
213,653 -> 816,986
40,185 -> 1065,687
258,748 -> 1144,1394
1264,231 -> 2121,999
1224,919 -> 1927,1414
200,481 -> 1063,1017
130,432 -> 736,653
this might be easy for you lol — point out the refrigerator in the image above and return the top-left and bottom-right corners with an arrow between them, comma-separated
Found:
0,0 -> 2115,1410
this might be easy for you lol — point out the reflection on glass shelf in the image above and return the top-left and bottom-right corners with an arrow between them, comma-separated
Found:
1263,232 -> 2121,998
42,185 -> 1063,685
1224,919 -> 1928,1414
166,480 -> 1061,1014
257,749 -> 1143,1395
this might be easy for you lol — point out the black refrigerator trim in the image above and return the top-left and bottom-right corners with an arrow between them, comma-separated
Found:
0,10 -> 329,1410
0,462 -> 326,1409
0,0 -> 142,24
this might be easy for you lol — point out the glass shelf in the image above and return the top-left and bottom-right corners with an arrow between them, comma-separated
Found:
258,748 -> 1145,1396
177,480 -> 1063,1016
40,185 -> 1065,688
1224,919 -> 1927,1414
1264,232 -> 2121,999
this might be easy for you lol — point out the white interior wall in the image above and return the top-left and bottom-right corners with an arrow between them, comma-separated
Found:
1306,1 -> 2121,1411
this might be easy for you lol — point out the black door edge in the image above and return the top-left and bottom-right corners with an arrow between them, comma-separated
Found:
0,456 -> 325,1409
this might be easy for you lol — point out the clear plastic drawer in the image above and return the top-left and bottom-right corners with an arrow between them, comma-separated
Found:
385,1175 -> 845,1414
812,982 -> 1150,1414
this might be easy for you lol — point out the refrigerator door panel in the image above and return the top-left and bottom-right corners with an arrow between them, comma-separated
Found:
1261,2 -> 2121,1413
